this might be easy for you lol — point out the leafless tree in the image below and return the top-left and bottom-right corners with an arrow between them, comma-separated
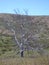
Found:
5,9 -> 33,57
6,9 -> 47,57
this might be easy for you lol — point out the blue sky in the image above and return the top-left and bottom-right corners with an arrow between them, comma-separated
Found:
0,0 -> 49,15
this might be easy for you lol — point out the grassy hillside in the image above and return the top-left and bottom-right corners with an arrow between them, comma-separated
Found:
0,13 -> 49,57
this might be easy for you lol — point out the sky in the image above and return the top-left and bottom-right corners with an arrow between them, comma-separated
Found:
0,0 -> 49,15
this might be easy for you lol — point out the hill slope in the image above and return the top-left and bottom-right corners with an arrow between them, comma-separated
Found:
0,13 -> 49,56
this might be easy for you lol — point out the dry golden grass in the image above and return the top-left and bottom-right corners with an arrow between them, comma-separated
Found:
0,56 -> 49,65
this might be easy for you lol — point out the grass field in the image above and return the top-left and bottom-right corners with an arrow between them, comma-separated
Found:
0,55 -> 49,65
